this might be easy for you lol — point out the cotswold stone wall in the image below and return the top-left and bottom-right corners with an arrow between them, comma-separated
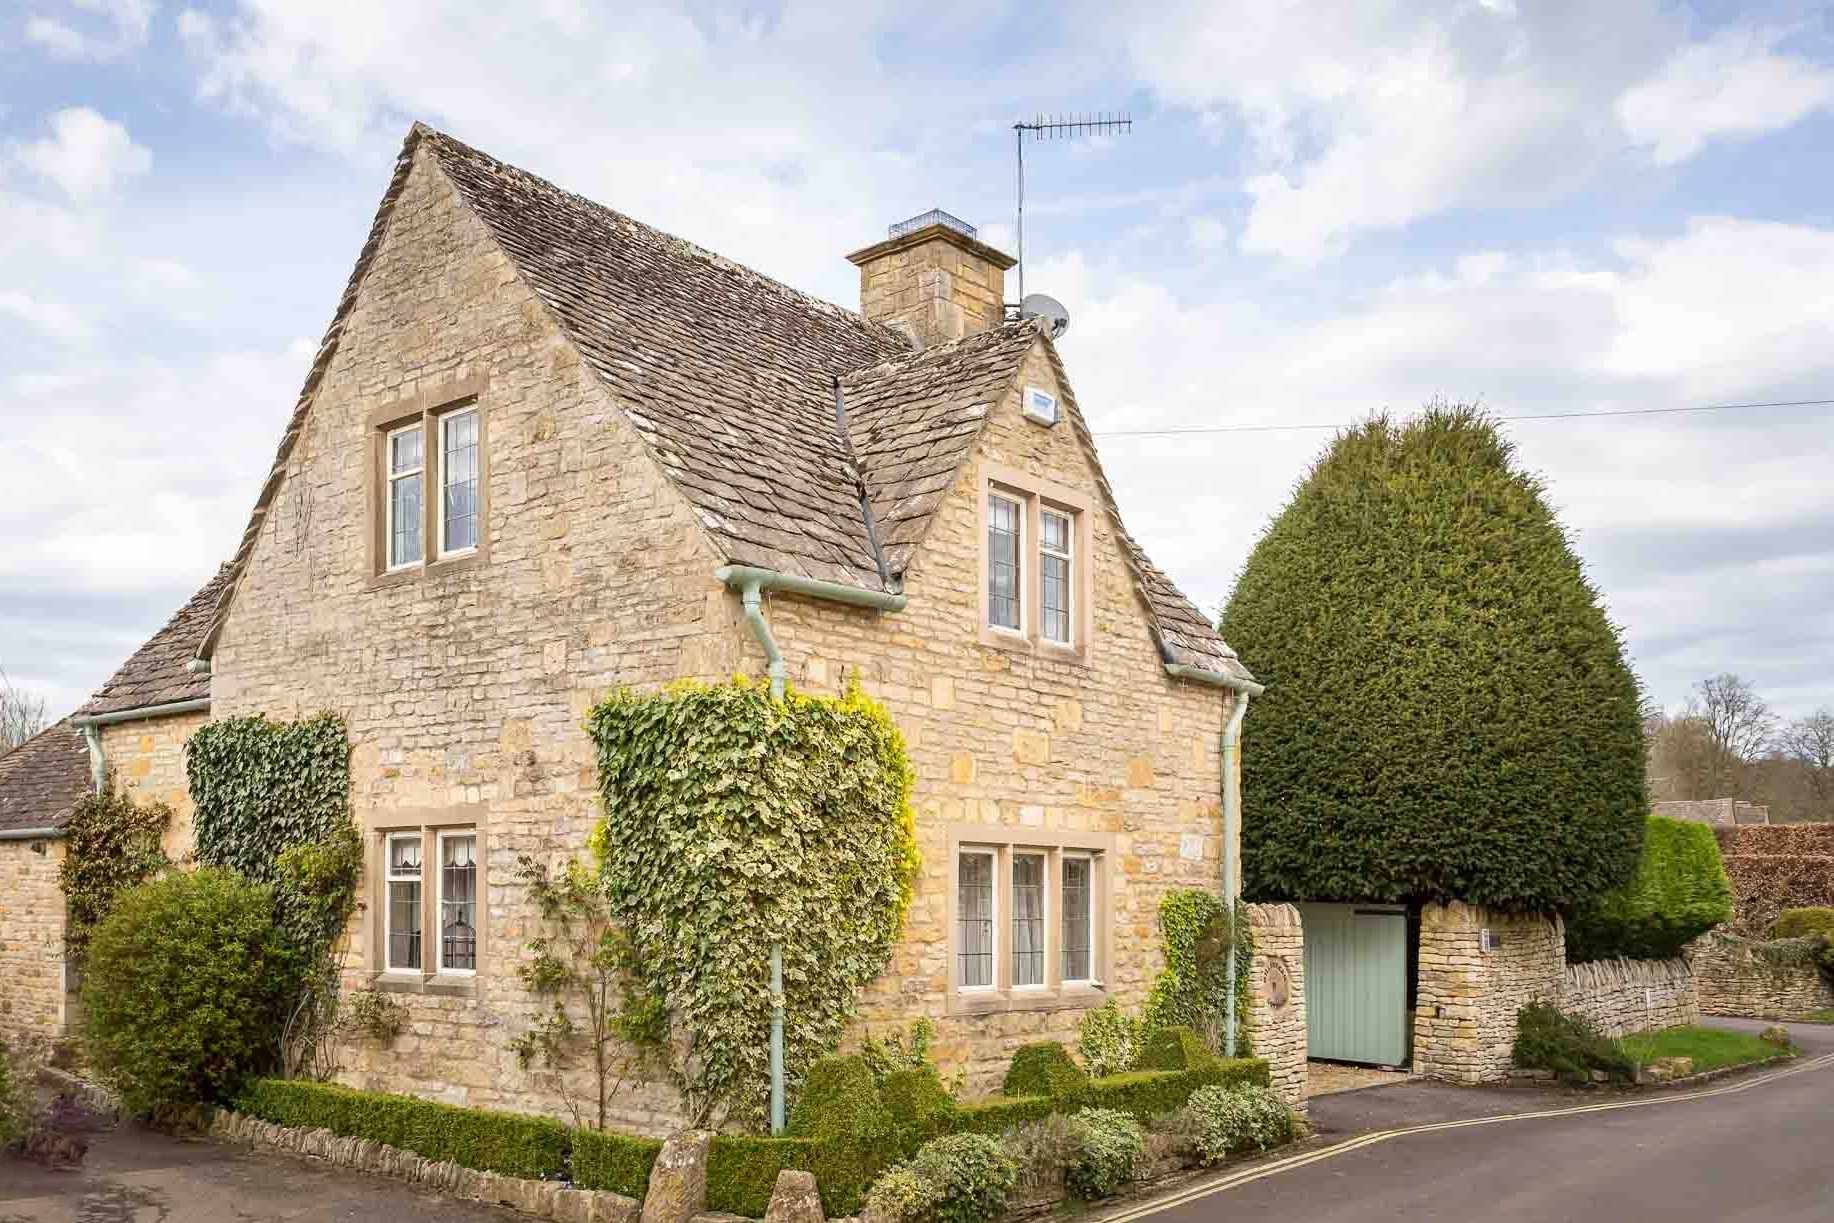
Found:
100,710 -> 209,862
210,143 -> 1232,1126
1690,932 -> 1834,1019
1560,957 -> 1698,1038
1246,903 -> 1306,1108
0,837 -> 68,1043
1413,902 -> 1564,1084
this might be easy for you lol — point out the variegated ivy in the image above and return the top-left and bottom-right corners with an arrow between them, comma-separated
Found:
588,676 -> 917,1130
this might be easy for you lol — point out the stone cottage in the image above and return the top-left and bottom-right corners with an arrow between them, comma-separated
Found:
0,124 -> 1302,1126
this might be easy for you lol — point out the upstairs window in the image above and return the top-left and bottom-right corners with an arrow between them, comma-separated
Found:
440,408 -> 479,556
386,427 -> 424,570
1040,509 -> 1073,644
987,494 -> 1022,631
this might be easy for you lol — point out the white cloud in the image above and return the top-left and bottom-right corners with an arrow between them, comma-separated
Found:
24,0 -> 155,62
15,107 -> 153,200
1618,26 -> 1834,165
0,290 -> 89,341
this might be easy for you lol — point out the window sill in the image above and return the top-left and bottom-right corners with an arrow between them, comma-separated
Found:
947,982 -> 1108,1017
367,549 -> 486,589
369,971 -> 479,999
976,626 -> 1089,666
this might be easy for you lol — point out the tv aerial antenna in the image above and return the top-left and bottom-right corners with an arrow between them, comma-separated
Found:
1010,112 -> 1133,312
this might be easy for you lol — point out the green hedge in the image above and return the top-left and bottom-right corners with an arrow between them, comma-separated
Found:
1135,1026 -> 1216,1072
705,1134 -> 889,1218
947,1093 -> 1055,1136
1080,1061 -> 1267,1121
1773,908 -> 1834,940
236,1079 -> 568,1180
1000,1042 -> 1087,1098
1566,817 -> 1734,962
573,1127 -> 662,1198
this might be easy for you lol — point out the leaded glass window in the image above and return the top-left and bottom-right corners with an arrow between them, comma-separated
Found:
387,427 -> 424,569
440,833 -> 477,972
987,495 -> 1021,630
1012,853 -> 1045,987
440,409 -> 479,555
1062,855 -> 1092,981
1041,509 -> 1072,644
386,834 -> 422,970
958,851 -> 994,988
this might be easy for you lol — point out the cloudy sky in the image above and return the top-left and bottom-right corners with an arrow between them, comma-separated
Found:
3,0 -> 1832,722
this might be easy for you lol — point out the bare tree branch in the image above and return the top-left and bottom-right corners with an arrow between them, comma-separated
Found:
1779,710 -> 1834,811
1688,673 -> 1776,795
0,665 -> 48,751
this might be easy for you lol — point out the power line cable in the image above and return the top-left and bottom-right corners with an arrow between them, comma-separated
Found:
1092,397 -> 1834,438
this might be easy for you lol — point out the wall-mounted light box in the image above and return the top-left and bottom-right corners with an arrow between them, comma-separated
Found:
1022,385 -> 1058,426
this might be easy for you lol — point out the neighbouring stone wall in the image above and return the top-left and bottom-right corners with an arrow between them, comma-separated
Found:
1653,799 -> 1769,827
209,142 -> 1233,1126
0,836 -> 69,1043
1246,902 -> 1306,1109
1560,957 -> 1698,1038
100,709 -> 210,862
1690,931 -> 1834,1019
1413,902 -> 1564,1084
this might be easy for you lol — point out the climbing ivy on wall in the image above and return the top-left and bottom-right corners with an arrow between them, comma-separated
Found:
58,782 -> 172,965
186,713 -> 358,1077
588,676 -> 917,1131
1141,889 -> 1255,1057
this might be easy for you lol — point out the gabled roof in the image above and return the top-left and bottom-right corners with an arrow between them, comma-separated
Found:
77,566 -> 229,718
199,124 -> 1251,684
0,721 -> 90,833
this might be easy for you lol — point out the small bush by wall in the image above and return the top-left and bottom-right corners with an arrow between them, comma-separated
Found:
1772,907 -> 1834,941
1135,1026 -> 1216,1072
1001,1043 -> 1088,1099
1566,816 -> 1733,962
1510,1002 -> 1634,1081
82,869 -> 292,1114
235,1079 -> 570,1181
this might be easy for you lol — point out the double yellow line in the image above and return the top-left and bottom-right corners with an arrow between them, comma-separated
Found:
1099,1051 -> 1834,1223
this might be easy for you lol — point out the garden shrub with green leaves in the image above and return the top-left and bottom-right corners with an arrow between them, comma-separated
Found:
1136,1026 -> 1216,1072
862,1018 -> 936,1086
1566,817 -> 1733,962
0,1039 -> 43,1151
57,783 -> 171,965
882,1066 -> 953,1127
862,1165 -> 944,1223
573,1127 -> 662,1197
236,1078 -> 569,1180
1772,907 -> 1834,940
1511,1002 -> 1634,1081
1180,1083 -> 1293,1163
1221,407 -> 1647,911
1001,1042 -> 1087,1099
1064,1108 -> 1141,1199
82,869 -> 293,1114
1000,1113 -> 1082,1192
899,1132 -> 1019,1223
590,678 -> 917,1129
1077,999 -> 1139,1078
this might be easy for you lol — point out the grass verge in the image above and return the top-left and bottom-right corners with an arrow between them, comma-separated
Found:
1796,1010 -> 1834,1025
1621,1025 -> 1788,1073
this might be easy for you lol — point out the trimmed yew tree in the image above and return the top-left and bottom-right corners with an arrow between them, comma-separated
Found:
1221,407 -> 1646,912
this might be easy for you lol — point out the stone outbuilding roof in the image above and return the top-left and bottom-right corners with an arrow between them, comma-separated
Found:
199,124 -> 1253,684
0,721 -> 90,833
76,566 -> 230,718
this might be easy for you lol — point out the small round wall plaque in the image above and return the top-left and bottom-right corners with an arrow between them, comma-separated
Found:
1267,957 -> 1292,1009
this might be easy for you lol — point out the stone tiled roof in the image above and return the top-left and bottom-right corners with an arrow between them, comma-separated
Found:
76,567 -> 230,717
200,124 -> 1251,684
0,721 -> 90,833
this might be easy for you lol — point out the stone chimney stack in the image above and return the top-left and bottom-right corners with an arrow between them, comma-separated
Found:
847,209 -> 1017,348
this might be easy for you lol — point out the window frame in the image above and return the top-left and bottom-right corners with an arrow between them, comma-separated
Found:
956,847 -> 999,993
1060,851 -> 1096,985
368,378 -> 489,585
436,829 -> 478,977
977,463 -> 1093,658
1010,850 -> 1049,990
384,831 -> 424,973
946,828 -> 1112,1015
367,814 -> 487,996
985,491 -> 1025,635
1039,506 -> 1074,646
384,423 -> 425,572
436,406 -> 480,561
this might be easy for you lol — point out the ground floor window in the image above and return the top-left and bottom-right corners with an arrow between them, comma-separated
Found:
373,822 -> 482,982
951,833 -> 1109,1009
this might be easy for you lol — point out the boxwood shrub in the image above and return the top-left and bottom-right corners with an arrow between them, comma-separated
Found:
573,1127 -> 662,1198
704,1134 -> 891,1218
1000,1042 -> 1087,1098
1080,1060 -> 1268,1121
235,1079 -> 569,1180
1134,1026 -> 1216,1072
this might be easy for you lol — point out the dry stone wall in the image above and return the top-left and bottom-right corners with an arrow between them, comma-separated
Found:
1690,932 -> 1834,1019
1560,957 -> 1698,1037
1413,902 -> 1564,1084
209,145 -> 1234,1123
0,837 -> 68,1043
1245,902 -> 1306,1108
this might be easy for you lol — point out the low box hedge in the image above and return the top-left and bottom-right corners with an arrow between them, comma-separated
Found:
947,1092 -> 1055,1135
573,1126 -> 662,1198
1081,1059 -> 1267,1120
235,1078 -> 568,1181
706,1133 -> 891,1218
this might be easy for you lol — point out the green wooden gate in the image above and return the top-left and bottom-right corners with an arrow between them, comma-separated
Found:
1299,903 -> 1409,1066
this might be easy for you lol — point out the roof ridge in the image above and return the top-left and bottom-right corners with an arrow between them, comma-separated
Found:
418,126 -> 914,355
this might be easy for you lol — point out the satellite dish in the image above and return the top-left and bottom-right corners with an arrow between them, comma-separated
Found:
1019,293 -> 1070,339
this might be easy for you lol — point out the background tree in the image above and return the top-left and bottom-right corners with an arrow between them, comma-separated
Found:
0,666 -> 47,750
1690,673 -> 1775,795
1779,711 -> 1834,814
1220,406 -> 1647,911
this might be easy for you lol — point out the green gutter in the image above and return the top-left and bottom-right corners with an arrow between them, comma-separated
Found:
1163,659 -> 1264,1057
714,565 -> 907,701
0,827 -> 64,842
70,697 -> 213,797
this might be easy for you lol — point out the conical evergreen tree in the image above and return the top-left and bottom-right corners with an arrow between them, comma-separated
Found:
1221,406 -> 1646,911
